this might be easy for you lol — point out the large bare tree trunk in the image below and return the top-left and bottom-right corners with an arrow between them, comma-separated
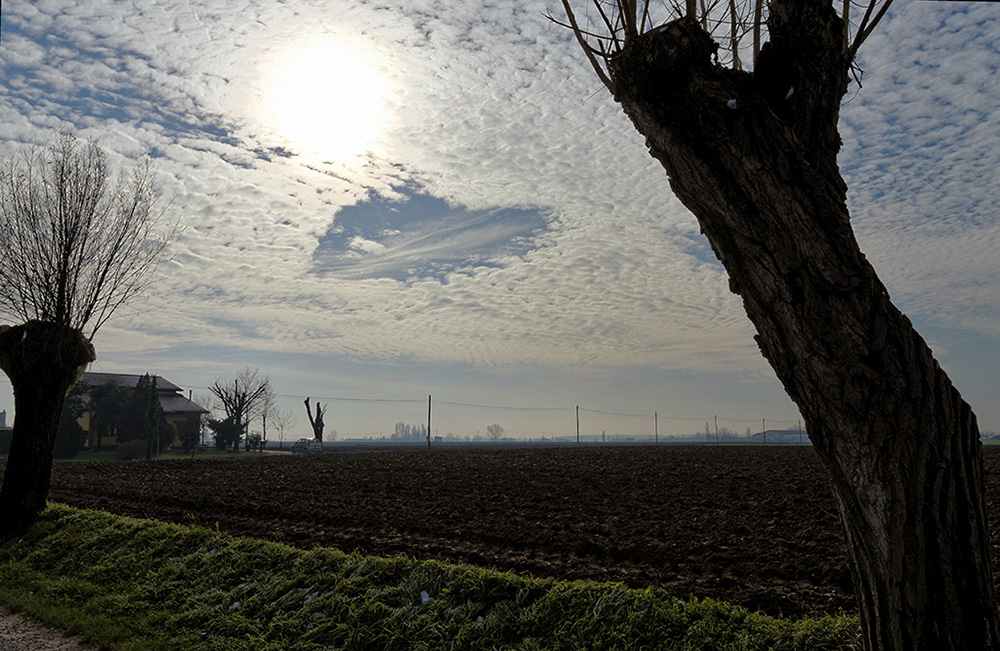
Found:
0,321 -> 94,536
607,4 -> 999,649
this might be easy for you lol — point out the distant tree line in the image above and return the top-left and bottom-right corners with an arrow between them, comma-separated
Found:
392,422 -> 426,441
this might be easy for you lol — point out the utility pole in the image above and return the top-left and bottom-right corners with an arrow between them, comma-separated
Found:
714,414 -> 719,443
654,411 -> 658,444
427,395 -> 432,451
576,405 -> 580,446
762,417 -> 767,444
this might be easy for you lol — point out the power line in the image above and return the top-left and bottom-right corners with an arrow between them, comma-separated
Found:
436,400 -> 573,412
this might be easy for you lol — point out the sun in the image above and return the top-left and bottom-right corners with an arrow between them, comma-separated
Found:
262,37 -> 393,161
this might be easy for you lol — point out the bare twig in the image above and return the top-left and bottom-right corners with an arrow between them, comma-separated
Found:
850,0 -> 894,60
553,0 -> 892,80
557,0 -> 615,91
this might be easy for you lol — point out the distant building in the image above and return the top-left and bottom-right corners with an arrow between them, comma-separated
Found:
0,410 -> 12,455
749,428 -> 810,444
77,372 -> 209,449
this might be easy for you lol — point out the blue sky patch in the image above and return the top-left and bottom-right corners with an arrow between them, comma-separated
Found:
312,185 -> 553,281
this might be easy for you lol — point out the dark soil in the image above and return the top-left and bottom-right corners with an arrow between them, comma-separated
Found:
32,445 -> 1000,617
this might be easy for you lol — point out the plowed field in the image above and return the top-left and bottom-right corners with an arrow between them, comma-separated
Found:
35,445 -> 1000,617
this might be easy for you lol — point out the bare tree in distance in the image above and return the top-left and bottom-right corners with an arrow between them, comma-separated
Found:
555,0 -> 998,648
209,368 -> 272,451
259,388 -> 277,449
0,132 -> 173,535
272,408 -> 297,450
303,397 -> 327,442
192,391 -> 216,445
486,424 -> 505,442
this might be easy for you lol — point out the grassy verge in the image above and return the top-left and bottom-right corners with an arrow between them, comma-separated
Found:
0,505 -> 859,650
58,447 -> 258,463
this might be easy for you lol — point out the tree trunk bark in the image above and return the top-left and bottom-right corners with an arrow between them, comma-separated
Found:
0,321 -> 95,537
607,4 -> 1000,649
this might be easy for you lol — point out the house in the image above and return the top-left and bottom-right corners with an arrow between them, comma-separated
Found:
77,372 -> 209,449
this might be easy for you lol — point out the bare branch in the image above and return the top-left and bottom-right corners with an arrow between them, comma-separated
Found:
557,0 -> 615,92
555,0 -> 891,78
0,133 -> 175,338
849,0 -> 895,60
752,0 -> 763,64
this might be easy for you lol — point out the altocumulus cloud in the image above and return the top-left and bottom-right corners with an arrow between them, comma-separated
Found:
0,0 -> 997,430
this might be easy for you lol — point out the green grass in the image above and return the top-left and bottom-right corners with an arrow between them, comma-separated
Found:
0,505 -> 859,650
58,447 -> 263,463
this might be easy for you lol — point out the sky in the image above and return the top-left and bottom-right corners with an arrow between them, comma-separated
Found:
0,0 -> 997,442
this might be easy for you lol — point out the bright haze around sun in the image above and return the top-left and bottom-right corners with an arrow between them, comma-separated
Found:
0,0 -> 998,440
258,34 -> 397,162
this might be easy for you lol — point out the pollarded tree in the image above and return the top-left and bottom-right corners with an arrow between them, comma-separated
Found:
303,397 -> 327,442
0,133 -> 172,536
555,0 -> 998,648
209,367 -> 273,451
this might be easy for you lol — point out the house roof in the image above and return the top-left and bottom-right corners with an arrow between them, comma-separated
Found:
80,372 -> 182,393
78,372 -> 209,415
159,394 -> 210,415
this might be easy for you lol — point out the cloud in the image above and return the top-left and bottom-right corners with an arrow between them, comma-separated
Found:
312,185 -> 554,280
1,0 -> 997,431
841,1 -> 1000,337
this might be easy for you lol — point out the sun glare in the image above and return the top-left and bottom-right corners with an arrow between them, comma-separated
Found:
262,38 -> 393,161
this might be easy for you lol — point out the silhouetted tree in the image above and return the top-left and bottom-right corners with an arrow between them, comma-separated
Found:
54,384 -> 88,459
88,381 -> 130,451
556,0 -> 998,647
209,368 -> 272,451
177,420 -> 200,458
0,133 -> 171,535
303,397 -> 327,442
209,415 -> 242,451
486,424 -> 505,441
272,408 -> 297,450
117,374 -> 170,459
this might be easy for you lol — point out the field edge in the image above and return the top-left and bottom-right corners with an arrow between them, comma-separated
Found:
0,503 -> 859,650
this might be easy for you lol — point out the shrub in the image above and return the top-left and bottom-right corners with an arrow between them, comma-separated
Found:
116,439 -> 147,461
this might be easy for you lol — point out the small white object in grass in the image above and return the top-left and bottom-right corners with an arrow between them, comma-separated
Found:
229,601 -> 240,610
477,616 -> 483,622
785,86 -> 795,99
726,99 -> 737,109
420,591 -> 433,603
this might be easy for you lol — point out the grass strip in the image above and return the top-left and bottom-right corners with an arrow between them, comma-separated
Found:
0,504 -> 859,650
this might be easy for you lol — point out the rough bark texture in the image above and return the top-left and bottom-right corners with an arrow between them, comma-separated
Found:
0,321 -> 95,536
607,3 -> 1000,649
